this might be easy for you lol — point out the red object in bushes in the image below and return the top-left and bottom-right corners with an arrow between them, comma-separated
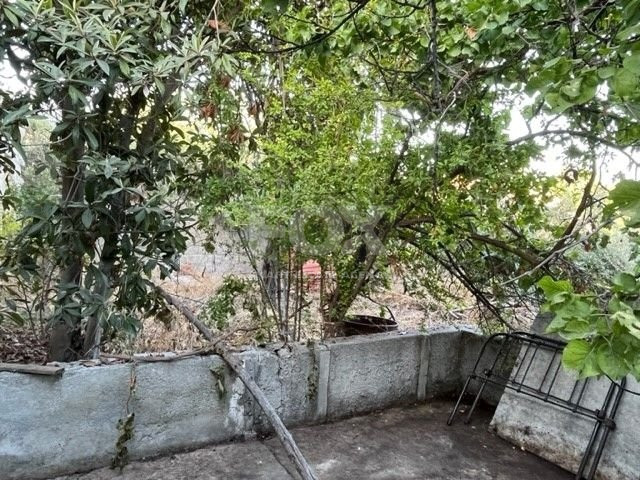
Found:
302,260 -> 321,291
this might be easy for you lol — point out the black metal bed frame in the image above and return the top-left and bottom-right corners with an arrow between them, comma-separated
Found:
447,331 -> 626,480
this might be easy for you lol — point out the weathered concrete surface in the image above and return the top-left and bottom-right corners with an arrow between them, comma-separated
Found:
325,333 -> 422,419
492,375 -> 640,480
0,356 -> 254,480
490,320 -> 640,480
53,402 -> 571,480
131,356 -> 248,459
244,344 -> 317,434
55,441 -> 290,480
0,363 -> 132,479
422,328 -> 463,398
1,328 -> 480,480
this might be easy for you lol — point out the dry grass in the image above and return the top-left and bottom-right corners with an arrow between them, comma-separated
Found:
2,261 -> 536,361
119,270 -> 258,353
122,267 -> 528,354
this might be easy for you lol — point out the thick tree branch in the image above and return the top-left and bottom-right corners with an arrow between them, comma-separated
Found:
468,233 -> 544,266
546,156 -> 597,256
156,286 -> 215,341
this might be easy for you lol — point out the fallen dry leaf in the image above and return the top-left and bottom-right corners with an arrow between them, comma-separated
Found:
464,26 -> 477,40
207,19 -> 230,32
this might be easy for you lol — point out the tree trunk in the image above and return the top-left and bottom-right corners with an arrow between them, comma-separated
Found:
47,164 -> 84,362
82,239 -> 117,358
262,240 -> 289,339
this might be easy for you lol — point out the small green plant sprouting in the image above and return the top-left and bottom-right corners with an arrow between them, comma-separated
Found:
200,276 -> 250,330
111,365 -> 136,471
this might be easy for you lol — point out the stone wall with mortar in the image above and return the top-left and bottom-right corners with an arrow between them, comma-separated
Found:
1,327 -> 483,480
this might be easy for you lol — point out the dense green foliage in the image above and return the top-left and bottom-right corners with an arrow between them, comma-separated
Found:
200,0 -> 640,331
0,0 -> 224,359
200,276 -> 251,330
0,0 -> 639,371
541,180 -> 640,381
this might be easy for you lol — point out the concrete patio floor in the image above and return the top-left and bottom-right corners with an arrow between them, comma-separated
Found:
54,401 -> 571,480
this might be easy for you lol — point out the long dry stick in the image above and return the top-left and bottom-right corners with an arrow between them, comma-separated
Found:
215,344 -> 318,480
159,287 -> 318,480
156,286 -> 215,341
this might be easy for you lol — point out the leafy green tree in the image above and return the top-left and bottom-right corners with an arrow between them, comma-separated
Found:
0,0 -> 230,360
1,0 -> 638,367
201,61 -> 397,334
199,0 -> 640,344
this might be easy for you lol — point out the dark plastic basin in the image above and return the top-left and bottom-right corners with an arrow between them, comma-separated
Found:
343,315 -> 398,336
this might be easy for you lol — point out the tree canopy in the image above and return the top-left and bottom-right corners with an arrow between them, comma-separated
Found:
0,0 -> 639,377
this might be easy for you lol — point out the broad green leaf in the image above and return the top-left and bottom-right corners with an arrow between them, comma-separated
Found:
134,209 -> 146,225
558,319 -> 596,340
610,180 -> 640,205
532,1 -> 548,11
596,346 -> 628,379
597,66 -> 616,79
617,24 -> 640,41
608,179 -> 640,214
118,60 -> 130,77
538,275 -> 573,297
81,209 -> 93,229
562,339 -> 591,369
544,92 -> 571,113
546,291 -> 571,307
623,53 -> 640,75
2,104 -> 30,125
84,128 -> 99,150
607,179 -> 640,226
562,339 -> 598,377
612,309 -> 640,340
581,350 -> 602,378
560,78 -> 581,98
612,68 -> 638,97
96,59 -> 110,75
612,272 -> 637,293
574,74 -> 598,104
545,314 -> 567,332
3,6 -> 20,27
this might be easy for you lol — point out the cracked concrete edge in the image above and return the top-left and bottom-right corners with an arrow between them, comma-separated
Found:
313,344 -> 331,422
417,334 -> 430,401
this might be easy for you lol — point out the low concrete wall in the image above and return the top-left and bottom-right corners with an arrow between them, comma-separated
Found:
0,327 -> 481,480
490,342 -> 640,480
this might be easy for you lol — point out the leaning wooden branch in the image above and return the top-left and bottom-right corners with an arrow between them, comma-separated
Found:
158,287 -> 318,480
215,343 -> 319,480
160,287 -> 319,480
0,362 -> 64,376
100,348 -> 212,363
156,286 -> 215,341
